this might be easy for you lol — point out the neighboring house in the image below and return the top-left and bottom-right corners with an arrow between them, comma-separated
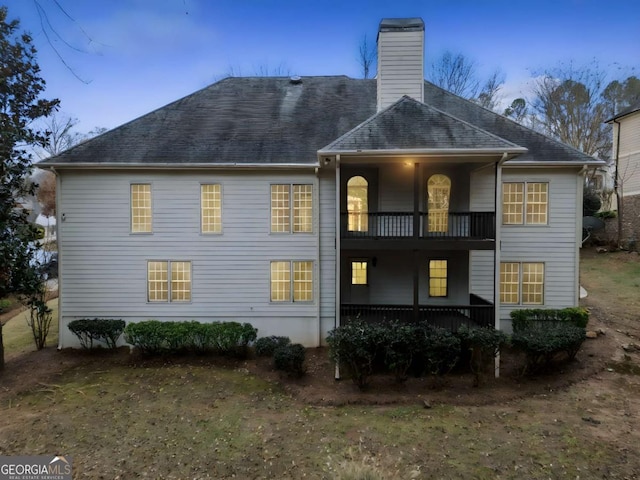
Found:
39,18 -> 603,348
607,102 -> 640,242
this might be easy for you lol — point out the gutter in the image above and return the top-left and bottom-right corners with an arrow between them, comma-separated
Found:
50,166 -> 63,351
37,162 -> 320,170
318,147 -> 527,157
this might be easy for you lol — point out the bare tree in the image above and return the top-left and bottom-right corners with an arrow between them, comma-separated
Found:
37,115 -> 82,159
358,34 -> 377,79
475,70 -> 505,110
530,63 -> 611,159
503,98 -> 529,124
429,51 -> 481,98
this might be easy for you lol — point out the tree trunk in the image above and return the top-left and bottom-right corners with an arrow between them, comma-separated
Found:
0,323 -> 4,371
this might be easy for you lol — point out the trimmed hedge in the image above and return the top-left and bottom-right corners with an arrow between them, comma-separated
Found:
511,307 -> 589,331
274,343 -> 306,376
511,323 -> 586,373
68,318 -> 126,350
255,336 -> 291,357
327,320 -> 462,389
124,320 -> 257,356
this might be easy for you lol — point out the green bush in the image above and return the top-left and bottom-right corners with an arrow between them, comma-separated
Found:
68,318 -> 126,350
274,343 -> 306,376
412,324 -> 461,378
0,299 -> 12,314
511,307 -> 589,331
595,210 -> 616,219
511,323 -> 586,374
457,325 -> 508,386
255,336 -> 291,357
384,321 -> 421,383
123,320 -> 258,356
327,320 -> 385,390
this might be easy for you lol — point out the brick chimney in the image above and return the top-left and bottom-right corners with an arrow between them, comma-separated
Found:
376,18 -> 425,111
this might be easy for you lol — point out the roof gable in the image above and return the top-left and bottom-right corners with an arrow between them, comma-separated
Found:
320,96 -> 525,153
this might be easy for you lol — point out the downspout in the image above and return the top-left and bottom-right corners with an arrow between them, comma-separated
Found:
576,165 -> 587,304
334,155 -> 341,380
493,153 -> 508,378
613,119 -> 623,245
315,167 -> 321,347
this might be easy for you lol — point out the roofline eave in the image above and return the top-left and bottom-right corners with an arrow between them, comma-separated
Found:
37,162 -> 321,170
317,147 -> 528,158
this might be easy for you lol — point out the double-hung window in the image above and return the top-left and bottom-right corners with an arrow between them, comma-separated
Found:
271,184 -> 313,233
428,259 -> 448,297
500,262 -> 544,305
148,261 -> 192,302
270,261 -> 314,302
351,260 -> 368,285
502,182 -> 548,225
131,184 -> 152,233
201,184 -> 222,233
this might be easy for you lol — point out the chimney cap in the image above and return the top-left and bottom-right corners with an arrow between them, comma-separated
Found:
379,18 -> 424,32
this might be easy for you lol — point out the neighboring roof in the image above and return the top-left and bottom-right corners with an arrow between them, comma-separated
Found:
320,96 -> 526,155
40,76 -> 601,168
605,101 -> 640,123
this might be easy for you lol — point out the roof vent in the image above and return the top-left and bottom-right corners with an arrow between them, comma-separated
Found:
289,75 -> 302,84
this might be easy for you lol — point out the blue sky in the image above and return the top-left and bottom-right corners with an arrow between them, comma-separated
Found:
9,0 -> 640,133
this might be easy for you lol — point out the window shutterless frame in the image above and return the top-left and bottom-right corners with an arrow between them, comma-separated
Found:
147,260 -> 192,303
270,184 -> 313,234
131,183 -> 153,233
269,260 -> 314,302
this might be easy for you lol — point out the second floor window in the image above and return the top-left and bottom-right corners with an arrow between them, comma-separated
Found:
201,184 -> 222,233
347,176 -> 368,232
427,174 -> 451,233
502,182 -> 548,225
271,184 -> 313,233
131,184 -> 152,233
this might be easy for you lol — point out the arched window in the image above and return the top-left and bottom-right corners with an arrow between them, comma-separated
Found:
427,174 -> 451,233
347,176 -> 368,232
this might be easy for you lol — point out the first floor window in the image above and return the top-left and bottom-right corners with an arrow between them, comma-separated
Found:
148,261 -> 191,302
351,260 -> 368,285
429,259 -> 448,297
500,262 -> 544,305
270,260 -> 313,302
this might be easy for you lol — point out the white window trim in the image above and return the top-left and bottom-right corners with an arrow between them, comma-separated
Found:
502,181 -> 549,226
269,260 -> 315,303
147,260 -> 192,303
130,182 -> 153,234
200,183 -> 223,235
269,184 -> 314,234
500,261 -> 545,305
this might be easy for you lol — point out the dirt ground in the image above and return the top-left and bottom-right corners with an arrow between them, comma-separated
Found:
0,249 -> 639,478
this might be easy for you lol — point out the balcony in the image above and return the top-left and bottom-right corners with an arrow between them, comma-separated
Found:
340,212 -> 495,248
341,295 -> 494,331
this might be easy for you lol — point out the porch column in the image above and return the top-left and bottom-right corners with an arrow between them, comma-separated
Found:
413,250 -> 419,321
413,162 -> 420,238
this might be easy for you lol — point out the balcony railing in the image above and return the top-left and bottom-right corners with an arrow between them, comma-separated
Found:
340,212 -> 495,240
340,301 -> 494,331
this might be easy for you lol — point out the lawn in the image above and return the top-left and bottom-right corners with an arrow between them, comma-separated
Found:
0,250 -> 639,479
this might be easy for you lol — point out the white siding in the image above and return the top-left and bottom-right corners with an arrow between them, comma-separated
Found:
318,171 -> 336,343
469,166 -> 496,302
499,167 -> 582,328
377,30 -> 424,110
617,112 -> 640,196
57,169 -> 324,347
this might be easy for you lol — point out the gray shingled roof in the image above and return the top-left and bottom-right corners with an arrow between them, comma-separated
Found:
40,76 -> 600,167
320,96 -> 525,153
606,100 -> 640,122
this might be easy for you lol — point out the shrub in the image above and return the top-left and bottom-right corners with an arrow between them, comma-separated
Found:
383,321 -> 421,383
457,325 -> 508,386
0,299 -> 11,314
412,324 -> 461,378
255,336 -> 291,357
511,323 -> 586,374
274,343 -> 306,376
123,320 -> 258,356
511,307 -> 589,331
68,318 -> 126,350
327,320 -> 385,390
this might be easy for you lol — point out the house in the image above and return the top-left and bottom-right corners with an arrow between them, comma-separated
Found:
39,18 -> 603,349
607,102 -> 640,243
